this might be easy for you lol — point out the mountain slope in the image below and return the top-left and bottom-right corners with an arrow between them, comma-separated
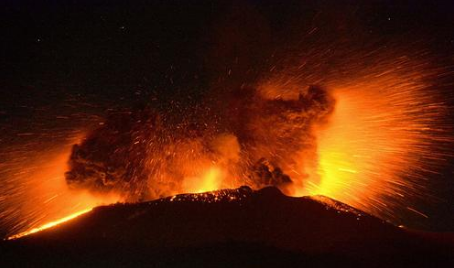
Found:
1,186 -> 453,267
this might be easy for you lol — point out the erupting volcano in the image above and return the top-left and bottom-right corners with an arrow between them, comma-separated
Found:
1,1 -> 454,267
64,84 -> 334,201
62,52 -> 450,226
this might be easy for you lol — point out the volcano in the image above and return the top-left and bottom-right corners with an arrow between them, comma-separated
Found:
1,187 -> 452,267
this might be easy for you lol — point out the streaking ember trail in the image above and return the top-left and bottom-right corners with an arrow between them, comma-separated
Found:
0,137 -> 123,239
61,50 -> 452,226
5,208 -> 92,240
1,13 -> 454,238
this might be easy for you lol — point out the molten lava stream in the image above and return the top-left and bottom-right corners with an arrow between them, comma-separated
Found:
6,208 -> 92,240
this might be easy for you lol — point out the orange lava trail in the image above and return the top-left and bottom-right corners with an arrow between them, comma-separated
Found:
5,208 -> 92,241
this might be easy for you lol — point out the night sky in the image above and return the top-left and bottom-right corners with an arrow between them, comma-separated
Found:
1,0 -> 454,232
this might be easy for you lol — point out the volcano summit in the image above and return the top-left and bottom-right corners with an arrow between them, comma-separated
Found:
2,187 -> 453,267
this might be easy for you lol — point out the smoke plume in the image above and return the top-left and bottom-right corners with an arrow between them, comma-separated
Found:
65,84 -> 334,201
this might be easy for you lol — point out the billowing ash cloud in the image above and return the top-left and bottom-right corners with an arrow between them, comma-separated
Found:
64,3 -> 340,202
65,85 -> 334,201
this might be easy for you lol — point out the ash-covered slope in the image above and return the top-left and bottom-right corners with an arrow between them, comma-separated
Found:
1,187 -> 453,267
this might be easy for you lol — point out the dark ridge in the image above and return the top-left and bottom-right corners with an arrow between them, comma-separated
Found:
1,187 -> 453,267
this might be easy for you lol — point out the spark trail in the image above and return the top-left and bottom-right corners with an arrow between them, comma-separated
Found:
1,18 -> 454,239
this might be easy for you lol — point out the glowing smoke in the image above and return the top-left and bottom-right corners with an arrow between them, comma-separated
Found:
65,85 -> 335,201
2,2 -> 453,238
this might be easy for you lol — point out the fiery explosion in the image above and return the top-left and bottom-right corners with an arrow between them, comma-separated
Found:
64,84 -> 333,201
1,26 -> 453,240
306,73 -> 451,221
61,47 -> 451,224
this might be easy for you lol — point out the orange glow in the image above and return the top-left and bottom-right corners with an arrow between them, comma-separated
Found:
182,166 -> 225,193
295,71 -> 450,220
5,208 -> 92,240
2,45 -> 452,239
1,136 -> 123,239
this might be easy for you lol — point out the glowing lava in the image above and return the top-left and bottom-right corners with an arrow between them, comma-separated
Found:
5,208 -> 92,240
182,166 -> 225,194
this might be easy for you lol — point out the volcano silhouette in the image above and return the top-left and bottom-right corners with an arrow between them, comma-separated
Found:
1,187 -> 453,267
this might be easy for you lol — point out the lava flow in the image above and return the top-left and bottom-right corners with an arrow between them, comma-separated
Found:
5,208 -> 92,241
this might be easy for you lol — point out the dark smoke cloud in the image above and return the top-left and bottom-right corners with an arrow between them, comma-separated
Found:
65,85 -> 334,201
65,2 -> 337,201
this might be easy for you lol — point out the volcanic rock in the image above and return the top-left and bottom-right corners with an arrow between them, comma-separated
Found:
1,187 -> 453,267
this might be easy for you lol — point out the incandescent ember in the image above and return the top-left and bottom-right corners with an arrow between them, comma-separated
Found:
65,85 -> 334,201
